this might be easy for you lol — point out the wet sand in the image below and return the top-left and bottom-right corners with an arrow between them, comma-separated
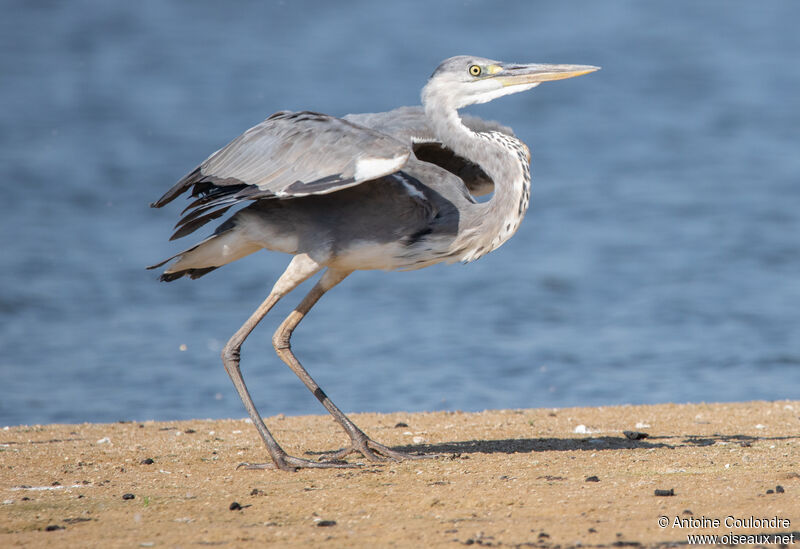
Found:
2,401 -> 799,547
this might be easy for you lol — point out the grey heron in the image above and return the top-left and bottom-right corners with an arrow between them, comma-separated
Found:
149,56 -> 598,471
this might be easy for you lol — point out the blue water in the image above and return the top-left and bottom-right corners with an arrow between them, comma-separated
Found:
1,1 -> 799,427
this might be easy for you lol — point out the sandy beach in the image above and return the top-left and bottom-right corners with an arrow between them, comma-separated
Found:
2,401 -> 798,547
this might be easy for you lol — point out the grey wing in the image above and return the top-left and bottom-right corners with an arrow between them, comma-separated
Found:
345,106 -> 515,196
152,111 -> 411,240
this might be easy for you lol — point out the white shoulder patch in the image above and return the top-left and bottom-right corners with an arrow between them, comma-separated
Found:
354,153 -> 408,181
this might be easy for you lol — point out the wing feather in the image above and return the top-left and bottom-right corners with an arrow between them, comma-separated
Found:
151,110 -> 411,239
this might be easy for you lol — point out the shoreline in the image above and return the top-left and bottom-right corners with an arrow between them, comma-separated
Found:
2,401 -> 799,547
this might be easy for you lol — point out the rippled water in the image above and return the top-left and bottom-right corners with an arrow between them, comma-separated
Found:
1,1 -> 798,426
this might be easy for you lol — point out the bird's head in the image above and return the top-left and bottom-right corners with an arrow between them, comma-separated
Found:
422,55 -> 599,110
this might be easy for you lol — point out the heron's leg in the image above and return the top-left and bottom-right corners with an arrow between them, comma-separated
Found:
269,268 -> 432,463
221,254 -> 356,471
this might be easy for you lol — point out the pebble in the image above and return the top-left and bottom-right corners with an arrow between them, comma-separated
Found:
316,520 -> 337,527
140,458 -> 154,465
654,488 -> 674,497
229,501 -> 242,511
394,422 -> 409,428
122,493 -> 135,500
585,476 -> 600,482
45,525 -> 64,531
623,431 -> 649,440
776,485 -> 785,493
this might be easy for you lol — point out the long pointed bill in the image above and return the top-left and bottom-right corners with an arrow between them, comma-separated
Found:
495,63 -> 600,86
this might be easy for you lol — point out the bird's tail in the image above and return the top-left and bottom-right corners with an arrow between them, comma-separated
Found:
147,221 -> 260,282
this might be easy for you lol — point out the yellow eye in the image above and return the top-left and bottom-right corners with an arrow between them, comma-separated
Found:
468,65 -> 482,77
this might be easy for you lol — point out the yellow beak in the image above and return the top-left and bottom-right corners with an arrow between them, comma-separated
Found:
495,63 -> 600,86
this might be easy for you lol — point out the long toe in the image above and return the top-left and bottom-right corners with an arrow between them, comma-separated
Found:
238,455 -> 360,472
320,437 -> 438,463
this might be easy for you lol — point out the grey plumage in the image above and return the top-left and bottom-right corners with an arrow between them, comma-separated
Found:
149,55 -> 598,471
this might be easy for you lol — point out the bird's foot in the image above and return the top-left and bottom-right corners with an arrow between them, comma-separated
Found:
320,435 -> 436,463
238,454 -> 358,472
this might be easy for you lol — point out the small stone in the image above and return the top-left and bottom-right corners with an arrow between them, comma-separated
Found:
654,488 -> 674,496
316,519 -> 336,527
394,422 -> 409,428
122,493 -> 135,500
623,431 -> 649,440
585,475 -> 600,482
776,485 -> 785,493
140,458 -> 154,465
45,525 -> 64,531
229,501 -> 242,511
766,489 -> 774,494
683,509 -> 693,515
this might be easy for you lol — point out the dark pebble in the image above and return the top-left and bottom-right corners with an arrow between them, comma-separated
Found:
766,489 -> 774,494
185,429 -> 196,434
394,422 -> 409,428
585,475 -> 600,482
250,488 -> 265,496
588,528 -> 597,533
654,488 -> 674,496
538,532 -> 550,538
45,525 -> 64,531
623,431 -> 649,440
776,485 -> 785,493
122,493 -> 135,500
683,509 -> 693,515
317,520 -> 337,527
140,458 -> 154,465
229,501 -> 242,511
